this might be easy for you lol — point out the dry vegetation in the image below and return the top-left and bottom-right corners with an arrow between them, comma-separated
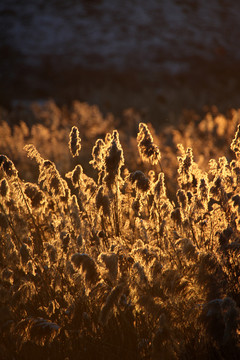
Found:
0,101 -> 240,359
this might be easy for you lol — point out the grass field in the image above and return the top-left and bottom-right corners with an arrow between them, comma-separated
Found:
0,101 -> 240,359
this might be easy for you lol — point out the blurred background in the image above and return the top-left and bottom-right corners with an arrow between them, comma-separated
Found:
1,0 -> 240,127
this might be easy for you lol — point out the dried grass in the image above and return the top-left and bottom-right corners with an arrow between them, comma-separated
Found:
0,102 -> 240,359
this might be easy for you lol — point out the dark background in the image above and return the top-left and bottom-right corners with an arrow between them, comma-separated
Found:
1,0 -> 240,126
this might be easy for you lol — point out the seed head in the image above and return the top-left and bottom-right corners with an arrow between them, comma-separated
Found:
39,160 -> 66,197
137,123 -> 161,165
24,144 -> 43,164
178,146 -> 194,177
65,164 -> 83,188
0,155 -> 18,178
69,126 -> 81,157
99,252 -> 118,282
71,253 -> 99,287
103,130 -> 124,189
129,171 -> 150,192
154,172 -> 166,198
24,183 -> 44,208
90,138 -> 106,170
198,177 -> 209,201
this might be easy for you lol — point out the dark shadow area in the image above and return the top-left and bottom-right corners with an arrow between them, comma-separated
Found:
1,52 -> 240,130
1,0 -> 240,128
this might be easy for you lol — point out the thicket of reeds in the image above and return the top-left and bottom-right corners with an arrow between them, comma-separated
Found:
0,101 -> 240,359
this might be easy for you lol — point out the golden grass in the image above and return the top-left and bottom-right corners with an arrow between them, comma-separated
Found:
0,102 -> 240,359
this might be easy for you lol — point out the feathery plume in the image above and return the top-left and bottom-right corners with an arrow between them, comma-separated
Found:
71,253 -> 99,287
103,130 -> 124,189
24,144 -> 43,164
39,160 -> 66,197
24,182 -> 45,208
99,252 -> 118,282
154,172 -> 166,198
0,155 -> 18,178
90,138 -> 106,171
66,164 -> 83,187
129,171 -> 150,192
137,123 -> 161,165
69,126 -> 81,157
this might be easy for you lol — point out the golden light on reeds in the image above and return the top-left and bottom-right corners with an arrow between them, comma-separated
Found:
0,103 -> 240,359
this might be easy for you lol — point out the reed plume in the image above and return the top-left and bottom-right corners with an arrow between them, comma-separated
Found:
137,123 -> 161,165
69,126 -> 81,157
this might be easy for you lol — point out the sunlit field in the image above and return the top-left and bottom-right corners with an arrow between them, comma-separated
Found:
0,101 -> 240,359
